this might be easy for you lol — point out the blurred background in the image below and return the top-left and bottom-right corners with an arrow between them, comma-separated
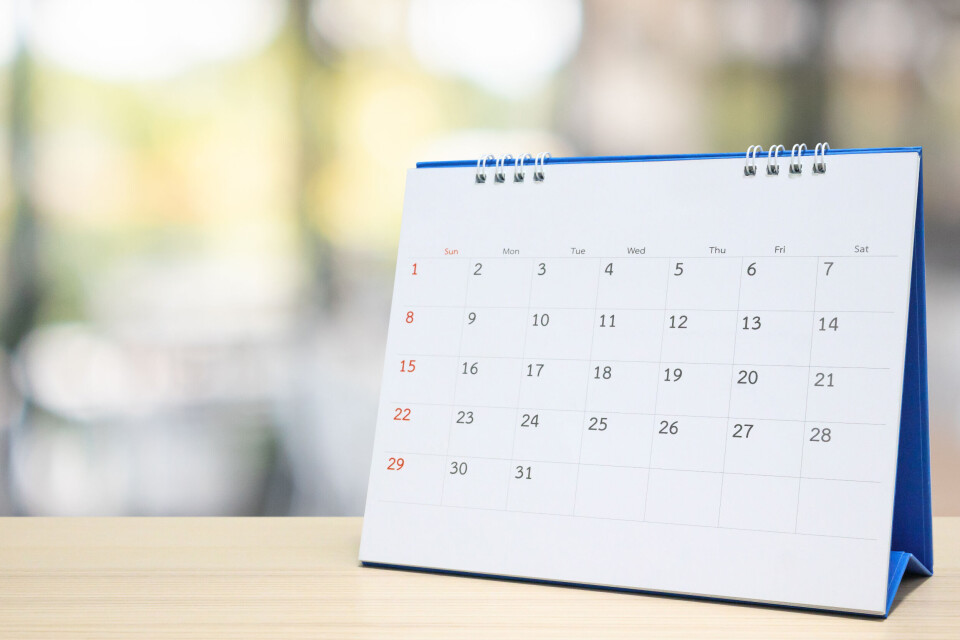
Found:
0,0 -> 957,516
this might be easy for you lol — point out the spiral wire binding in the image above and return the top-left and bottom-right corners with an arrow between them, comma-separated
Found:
482,144 -> 830,184
515,153 -> 533,182
534,152 -> 551,181
813,142 -> 830,174
476,152 -> 551,184
789,143 -> 808,174
744,145 -> 763,176
495,154 -> 514,183
475,154 -> 495,183
767,145 -> 786,175
744,142 -> 829,176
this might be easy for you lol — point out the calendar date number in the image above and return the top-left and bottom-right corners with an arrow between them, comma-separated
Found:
659,420 -> 679,435
810,427 -> 832,442
732,423 -> 754,438
587,416 -> 608,431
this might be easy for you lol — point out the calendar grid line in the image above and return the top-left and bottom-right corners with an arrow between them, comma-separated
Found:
794,256 -> 822,533
403,254 -> 900,260
572,260 -> 604,514
716,257 -> 746,526
642,258 -> 674,523
377,499 -> 879,542
386,401 -> 889,426
437,257 -> 473,506
504,259 -> 537,508
389,253 -> 903,547
397,304 -> 896,314
393,354 -> 892,370
385,451 -> 883,484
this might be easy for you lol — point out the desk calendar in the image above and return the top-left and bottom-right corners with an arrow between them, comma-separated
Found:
359,146 -> 932,616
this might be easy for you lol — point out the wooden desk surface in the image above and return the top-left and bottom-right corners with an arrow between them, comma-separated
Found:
0,517 -> 956,639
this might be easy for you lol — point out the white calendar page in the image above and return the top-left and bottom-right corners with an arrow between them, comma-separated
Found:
359,150 -> 921,615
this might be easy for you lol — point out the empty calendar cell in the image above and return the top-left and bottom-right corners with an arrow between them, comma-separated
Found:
658,310 -> 738,364
574,466 -> 649,521
523,308 -> 596,360
519,360 -> 591,412
512,409 -> 584,464
655,363 -> 732,418
579,414 -> 655,468
391,306 -> 465,356
727,365 -> 809,422
665,257 -> 741,310
466,258 -> 532,308
649,415 -> 726,473
800,424 -> 894,483
804,368 -> 899,425
378,402 -> 452,456
809,312 -> 899,369
372,452 -> 445,505
454,358 -> 524,408
796,479 -> 887,539
718,474 -> 799,533
585,361 -> 660,414
459,308 -> 529,358
395,258 -> 468,307
595,258 -> 669,309
732,311 -> 813,366
722,419 -> 804,478
528,258 -> 601,309
814,257 -> 904,312
384,355 -> 458,406
506,461 -> 579,515
644,469 -> 722,527
736,257 -> 818,311
446,407 -> 517,459
589,310 -> 665,363
442,457 -> 511,510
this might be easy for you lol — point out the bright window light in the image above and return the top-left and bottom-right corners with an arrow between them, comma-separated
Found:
0,0 -> 18,66
407,0 -> 582,98
28,0 -> 286,81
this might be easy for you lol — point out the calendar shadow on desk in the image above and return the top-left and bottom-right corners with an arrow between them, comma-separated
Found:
359,560 -> 917,619
886,574 -> 927,615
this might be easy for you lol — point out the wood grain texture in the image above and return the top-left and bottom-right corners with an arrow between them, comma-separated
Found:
0,517 -> 956,639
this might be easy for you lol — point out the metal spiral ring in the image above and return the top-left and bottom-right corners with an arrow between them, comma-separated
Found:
744,145 -> 763,176
475,153 -> 495,183
515,153 -> 533,182
813,142 -> 830,174
766,144 -> 785,175
789,143 -> 807,175
534,152 -> 552,182
495,153 -> 514,183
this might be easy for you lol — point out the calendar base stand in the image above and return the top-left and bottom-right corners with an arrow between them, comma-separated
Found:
885,163 -> 933,616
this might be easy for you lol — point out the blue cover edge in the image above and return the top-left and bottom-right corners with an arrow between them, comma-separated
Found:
886,552 -> 932,616
886,150 -> 934,615
416,146 -> 923,169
